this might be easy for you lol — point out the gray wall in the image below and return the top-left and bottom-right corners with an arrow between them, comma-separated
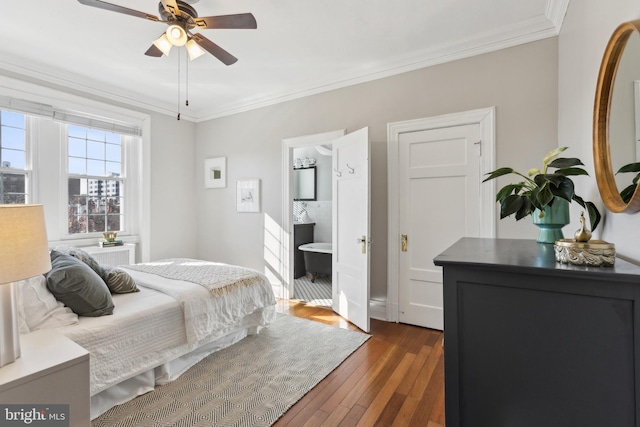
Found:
559,0 -> 640,262
195,37 -> 559,301
148,112 -> 198,261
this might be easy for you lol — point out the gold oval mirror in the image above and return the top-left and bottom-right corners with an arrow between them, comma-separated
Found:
594,19 -> 640,213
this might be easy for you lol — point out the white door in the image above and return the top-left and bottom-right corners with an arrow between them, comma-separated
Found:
398,124 -> 481,329
332,127 -> 370,333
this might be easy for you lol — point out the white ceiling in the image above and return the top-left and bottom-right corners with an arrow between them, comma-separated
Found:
0,0 -> 567,122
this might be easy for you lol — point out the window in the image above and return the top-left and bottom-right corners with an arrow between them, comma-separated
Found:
67,125 -> 124,235
0,110 -> 28,203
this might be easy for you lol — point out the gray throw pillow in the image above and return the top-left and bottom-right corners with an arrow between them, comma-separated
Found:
67,248 -> 106,279
102,266 -> 139,294
46,250 -> 114,317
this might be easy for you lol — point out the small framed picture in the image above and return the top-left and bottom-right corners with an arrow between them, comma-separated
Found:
236,179 -> 261,212
204,157 -> 226,189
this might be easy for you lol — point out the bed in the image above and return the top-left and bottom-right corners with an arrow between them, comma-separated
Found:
17,252 -> 277,419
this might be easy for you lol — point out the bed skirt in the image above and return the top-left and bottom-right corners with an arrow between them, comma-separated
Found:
91,325 -> 261,419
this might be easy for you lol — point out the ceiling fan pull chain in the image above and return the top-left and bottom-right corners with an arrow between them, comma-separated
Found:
177,48 -> 181,120
186,52 -> 189,107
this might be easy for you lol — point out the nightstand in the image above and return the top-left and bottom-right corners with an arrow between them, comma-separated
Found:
0,330 -> 90,427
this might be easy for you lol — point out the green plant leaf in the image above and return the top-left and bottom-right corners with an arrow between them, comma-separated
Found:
500,195 -> 523,219
549,178 -> 574,202
534,173 -> 564,188
536,183 -> 554,207
542,146 -> 568,165
620,183 -> 637,203
515,198 -> 533,220
555,167 -> 589,177
483,167 -> 514,182
496,184 -> 520,203
617,162 -> 640,174
548,157 -> 584,169
585,201 -> 601,232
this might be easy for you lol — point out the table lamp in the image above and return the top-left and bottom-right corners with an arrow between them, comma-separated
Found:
0,204 -> 51,367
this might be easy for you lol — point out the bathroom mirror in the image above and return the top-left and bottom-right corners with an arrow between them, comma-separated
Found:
594,19 -> 640,212
293,166 -> 317,201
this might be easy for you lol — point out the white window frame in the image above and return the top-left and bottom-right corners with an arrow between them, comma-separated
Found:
60,123 -> 129,239
60,125 -> 140,241
0,110 -> 32,204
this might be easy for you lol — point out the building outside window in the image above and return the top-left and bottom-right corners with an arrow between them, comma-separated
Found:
67,125 -> 125,235
0,110 -> 28,204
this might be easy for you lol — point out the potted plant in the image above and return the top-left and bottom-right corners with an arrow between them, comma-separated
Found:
483,146 -> 601,243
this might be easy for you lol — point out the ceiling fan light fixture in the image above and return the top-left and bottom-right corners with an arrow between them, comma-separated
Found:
166,24 -> 188,46
152,34 -> 173,55
186,39 -> 206,60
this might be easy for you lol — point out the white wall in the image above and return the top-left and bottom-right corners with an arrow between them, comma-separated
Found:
558,0 -> 640,261
195,38 -> 559,301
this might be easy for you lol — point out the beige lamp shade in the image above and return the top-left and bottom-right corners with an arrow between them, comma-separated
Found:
0,204 -> 51,284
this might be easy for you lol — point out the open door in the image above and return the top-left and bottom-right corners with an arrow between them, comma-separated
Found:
332,127 -> 370,332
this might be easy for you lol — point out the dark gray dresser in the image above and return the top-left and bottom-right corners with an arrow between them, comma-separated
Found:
434,237 -> 640,427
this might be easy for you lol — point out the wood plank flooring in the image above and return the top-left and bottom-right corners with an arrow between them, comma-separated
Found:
274,299 -> 445,427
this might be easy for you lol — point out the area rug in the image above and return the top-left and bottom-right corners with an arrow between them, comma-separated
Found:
92,314 -> 369,427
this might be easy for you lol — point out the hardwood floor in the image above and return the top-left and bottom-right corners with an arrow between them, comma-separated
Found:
274,299 -> 445,427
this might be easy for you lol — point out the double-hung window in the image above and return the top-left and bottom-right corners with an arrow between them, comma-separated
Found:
67,125 -> 125,235
0,110 -> 28,204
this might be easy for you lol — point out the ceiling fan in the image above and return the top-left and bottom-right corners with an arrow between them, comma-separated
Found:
77,0 -> 257,65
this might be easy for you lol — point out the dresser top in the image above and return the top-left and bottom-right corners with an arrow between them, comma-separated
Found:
434,237 -> 640,280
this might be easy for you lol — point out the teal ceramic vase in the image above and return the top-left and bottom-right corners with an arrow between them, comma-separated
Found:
532,199 -> 570,244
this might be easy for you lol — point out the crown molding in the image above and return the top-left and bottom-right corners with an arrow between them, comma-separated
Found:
0,0 -> 567,123
0,58 -> 197,122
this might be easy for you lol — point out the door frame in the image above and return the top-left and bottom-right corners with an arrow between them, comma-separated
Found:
281,129 -> 345,299
386,107 -> 496,323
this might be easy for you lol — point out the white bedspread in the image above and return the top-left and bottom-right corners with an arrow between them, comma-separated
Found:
121,264 -> 276,343
56,262 -> 277,396
57,287 -> 185,395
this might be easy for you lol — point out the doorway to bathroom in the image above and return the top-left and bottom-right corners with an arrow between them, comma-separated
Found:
283,128 -> 371,333
291,144 -> 333,306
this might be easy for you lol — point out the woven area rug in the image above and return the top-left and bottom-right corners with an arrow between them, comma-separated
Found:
92,313 -> 369,427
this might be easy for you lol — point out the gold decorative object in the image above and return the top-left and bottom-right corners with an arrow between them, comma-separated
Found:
554,212 -> 615,267
103,231 -> 118,242
573,211 -> 592,242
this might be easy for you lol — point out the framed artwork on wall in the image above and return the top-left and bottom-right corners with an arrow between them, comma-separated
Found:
236,179 -> 261,212
204,157 -> 226,189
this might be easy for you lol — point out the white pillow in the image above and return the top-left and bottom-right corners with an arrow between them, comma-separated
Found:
17,275 -> 79,332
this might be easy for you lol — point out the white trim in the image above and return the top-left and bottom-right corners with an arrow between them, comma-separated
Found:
386,107 -> 496,323
281,130 -> 345,299
370,299 -> 387,322
0,1 -> 567,122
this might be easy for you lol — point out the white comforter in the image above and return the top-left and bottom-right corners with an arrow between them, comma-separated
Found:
121,263 -> 275,343
57,262 -> 276,396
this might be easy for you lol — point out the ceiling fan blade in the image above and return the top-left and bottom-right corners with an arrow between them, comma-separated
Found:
144,44 -> 164,57
161,0 -> 181,18
77,0 -> 159,21
195,13 -> 257,30
191,33 -> 238,66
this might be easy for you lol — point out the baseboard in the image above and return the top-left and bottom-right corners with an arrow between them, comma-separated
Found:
370,299 -> 387,321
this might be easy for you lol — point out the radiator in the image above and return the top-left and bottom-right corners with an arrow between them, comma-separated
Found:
83,244 -> 136,266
